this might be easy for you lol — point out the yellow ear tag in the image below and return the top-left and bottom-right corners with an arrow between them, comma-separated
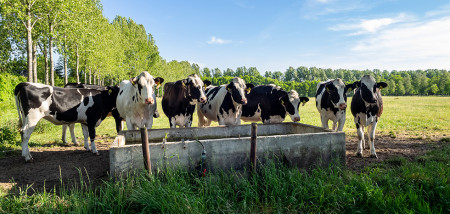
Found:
246,88 -> 251,93
108,89 -> 112,94
155,80 -> 160,86
227,88 -> 232,92
302,101 -> 307,106
281,100 -> 284,105
379,86 -> 383,89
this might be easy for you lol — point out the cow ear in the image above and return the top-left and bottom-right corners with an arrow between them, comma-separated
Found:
377,82 -> 388,89
203,80 -> 212,87
130,77 -> 137,86
226,82 -> 234,92
345,83 -> 356,93
154,77 -> 164,86
300,97 -> 309,106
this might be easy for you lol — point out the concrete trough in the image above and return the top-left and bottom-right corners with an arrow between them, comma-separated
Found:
110,122 -> 346,177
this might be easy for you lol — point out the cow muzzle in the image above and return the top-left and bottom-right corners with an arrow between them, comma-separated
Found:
145,98 -> 154,105
339,103 -> 347,110
200,96 -> 207,103
293,117 -> 300,122
242,98 -> 248,105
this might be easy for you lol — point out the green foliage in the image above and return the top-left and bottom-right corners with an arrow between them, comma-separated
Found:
0,122 -> 18,145
203,67 -> 450,96
0,72 -> 26,103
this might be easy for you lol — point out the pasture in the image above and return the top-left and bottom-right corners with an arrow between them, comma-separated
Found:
0,96 -> 449,213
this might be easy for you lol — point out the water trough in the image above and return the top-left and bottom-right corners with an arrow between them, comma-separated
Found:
109,122 -> 346,177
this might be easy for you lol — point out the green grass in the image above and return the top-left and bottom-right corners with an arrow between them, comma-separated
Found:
0,143 -> 448,213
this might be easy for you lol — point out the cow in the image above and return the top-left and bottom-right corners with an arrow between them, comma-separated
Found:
197,77 -> 254,126
162,74 -> 207,128
62,83 -> 123,145
241,85 -> 309,123
351,75 -> 387,158
116,71 -> 164,130
14,82 -> 120,162
315,78 -> 356,131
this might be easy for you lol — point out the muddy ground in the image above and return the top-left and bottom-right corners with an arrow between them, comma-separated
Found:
0,135 -> 447,194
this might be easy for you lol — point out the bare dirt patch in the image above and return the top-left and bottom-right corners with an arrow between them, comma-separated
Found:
0,135 -> 446,194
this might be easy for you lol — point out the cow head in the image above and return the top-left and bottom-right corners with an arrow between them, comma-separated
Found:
182,74 -> 207,104
354,75 -> 388,104
325,78 -> 356,110
130,71 -> 162,105
226,77 -> 254,105
280,90 -> 309,122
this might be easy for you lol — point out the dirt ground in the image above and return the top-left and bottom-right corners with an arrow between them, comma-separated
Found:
0,135 -> 446,194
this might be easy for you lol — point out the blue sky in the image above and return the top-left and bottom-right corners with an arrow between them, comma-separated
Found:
101,0 -> 450,73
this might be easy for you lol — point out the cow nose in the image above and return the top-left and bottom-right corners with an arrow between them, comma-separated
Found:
242,98 -> 247,104
339,103 -> 347,110
145,98 -> 154,104
293,117 -> 300,122
200,96 -> 207,103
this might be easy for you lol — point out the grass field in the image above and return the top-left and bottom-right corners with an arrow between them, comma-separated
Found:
0,96 -> 449,213
2,96 -> 448,151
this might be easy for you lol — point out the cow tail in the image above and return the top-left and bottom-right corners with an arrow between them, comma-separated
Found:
14,93 -> 23,132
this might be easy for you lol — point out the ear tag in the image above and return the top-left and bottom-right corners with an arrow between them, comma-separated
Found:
131,81 -> 136,86
281,100 -> 284,105
108,89 -> 112,94
326,87 -> 329,92
347,88 -> 352,92
379,86 -> 383,89
155,80 -> 160,86
302,101 -> 307,106
227,87 -> 232,92
182,81 -> 185,87
246,88 -> 251,93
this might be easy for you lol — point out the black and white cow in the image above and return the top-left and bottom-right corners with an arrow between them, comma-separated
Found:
14,82 -> 120,162
197,77 -> 254,126
241,85 -> 309,123
116,71 -> 164,130
351,75 -> 387,158
315,78 -> 356,131
62,83 -> 123,145
162,74 -> 207,128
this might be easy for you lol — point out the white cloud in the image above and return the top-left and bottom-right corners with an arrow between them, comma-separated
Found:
207,36 -> 232,45
330,13 -> 409,35
335,16 -> 450,70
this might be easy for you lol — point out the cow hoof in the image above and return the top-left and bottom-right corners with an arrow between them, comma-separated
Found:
370,154 -> 378,159
94,152 -> 100,156
356,153 -> 363,158
25,158 -> 34,163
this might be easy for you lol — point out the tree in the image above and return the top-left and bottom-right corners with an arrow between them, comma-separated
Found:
2,0 -> 46,82
284,66 -> 296,82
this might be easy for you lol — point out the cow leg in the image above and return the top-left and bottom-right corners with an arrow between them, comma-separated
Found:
20,116 -> 39,162
356,124 -> 365,157
336,116 -> 346,132
81,124 -> 90,151
111,109 -> 123,133
88,124 -> 99,155
125,117 -> 136,130
197,108 -> 208,127
368,122 -> 378,158
146,116 -> 154,129
320,115 -> 329,129
62,124 -> 68,144
69,124 -> 78,145
169,117 -> 176,128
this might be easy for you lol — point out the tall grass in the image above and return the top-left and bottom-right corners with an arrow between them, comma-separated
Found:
1,143 -> 448,213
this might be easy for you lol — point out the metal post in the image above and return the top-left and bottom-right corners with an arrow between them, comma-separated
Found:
140,128 -> 152,176
250,123 -> 257,174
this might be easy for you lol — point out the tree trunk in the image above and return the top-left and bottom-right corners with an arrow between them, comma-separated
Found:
26,7 -> 33,82
89,68 -> 92,84
84,68 -> 87,84
49,22 -> 54,86
32,42 -> 38,83
64,35 -> 68,85
76,45 -> 79,83
43,42 -> 49,85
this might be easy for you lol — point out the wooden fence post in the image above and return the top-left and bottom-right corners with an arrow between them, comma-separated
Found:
140,128 -> 152,176
250,123 -> 257,174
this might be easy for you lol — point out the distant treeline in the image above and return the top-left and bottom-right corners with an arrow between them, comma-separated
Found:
198,66 -> 449,97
